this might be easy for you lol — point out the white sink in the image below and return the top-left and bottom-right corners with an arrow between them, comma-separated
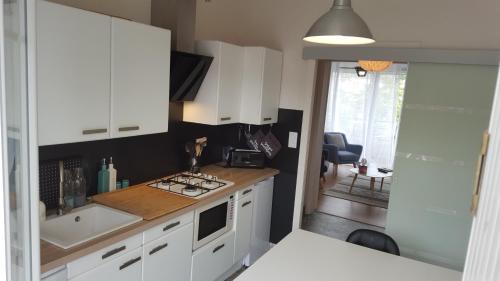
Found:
40,204 -> 142,249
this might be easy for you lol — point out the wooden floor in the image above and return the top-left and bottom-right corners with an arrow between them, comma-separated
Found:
319,164 -> 388,228
317,196 -> 387,228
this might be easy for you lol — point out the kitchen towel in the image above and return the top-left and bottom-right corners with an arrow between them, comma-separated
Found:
259,131 -> 282,159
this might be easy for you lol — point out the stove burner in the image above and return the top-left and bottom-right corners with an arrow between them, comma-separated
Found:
184,184 -> 198,191
148,172 -> 231,198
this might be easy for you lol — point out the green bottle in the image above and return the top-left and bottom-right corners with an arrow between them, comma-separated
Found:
97,158 -> 109,193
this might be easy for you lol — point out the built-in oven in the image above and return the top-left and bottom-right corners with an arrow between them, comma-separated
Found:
193,194 -> 235,250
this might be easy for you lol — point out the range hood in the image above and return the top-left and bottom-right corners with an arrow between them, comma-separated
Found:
170,50 -> 213,102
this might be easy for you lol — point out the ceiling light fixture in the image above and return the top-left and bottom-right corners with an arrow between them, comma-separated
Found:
355,67 -> 367,77
358,60 -> 393,72
303,0 -> 375,45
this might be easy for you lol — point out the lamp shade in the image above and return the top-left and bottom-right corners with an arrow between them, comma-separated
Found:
358,60 -> 393,72
304,0 -> 375,45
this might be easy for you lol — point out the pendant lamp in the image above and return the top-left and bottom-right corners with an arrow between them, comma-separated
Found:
304,0 -> 375,45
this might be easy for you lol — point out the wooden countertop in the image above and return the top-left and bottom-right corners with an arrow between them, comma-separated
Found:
40,165 -> 279,273
236,230 -> 462,281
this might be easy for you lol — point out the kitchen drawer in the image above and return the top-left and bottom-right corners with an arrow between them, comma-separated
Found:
67,233 -> 142,279
41,266 -> 67,281
70,247 -> 142,281
191,231 -> 235,281
143,211 -> 193,244
235,186 -> 254,201
143,223 -> 193,281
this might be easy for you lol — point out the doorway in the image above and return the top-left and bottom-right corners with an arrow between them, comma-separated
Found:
318,61 -> 407,229
301,60 -> 498,271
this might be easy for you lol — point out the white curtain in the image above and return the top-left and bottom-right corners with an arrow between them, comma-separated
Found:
324,62 -> 408,168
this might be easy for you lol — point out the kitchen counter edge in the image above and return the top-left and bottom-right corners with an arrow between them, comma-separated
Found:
40,165 -> 279,273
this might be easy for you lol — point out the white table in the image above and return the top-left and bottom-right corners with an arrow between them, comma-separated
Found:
236,230 -> 462,281
350,167 -> 393,192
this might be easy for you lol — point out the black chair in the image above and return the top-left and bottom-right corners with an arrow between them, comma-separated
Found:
346,229 -> 400,256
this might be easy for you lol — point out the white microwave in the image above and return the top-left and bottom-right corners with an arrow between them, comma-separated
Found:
193,194 -> 235,250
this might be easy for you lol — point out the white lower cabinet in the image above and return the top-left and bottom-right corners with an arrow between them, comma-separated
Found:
143,223 -> 193,281
234,194 -> 254,262
249,177 -> 274,265
191,231 -> 236,281
71,247 -> 142,281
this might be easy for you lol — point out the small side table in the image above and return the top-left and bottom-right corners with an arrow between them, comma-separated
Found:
349,168 -> 393,193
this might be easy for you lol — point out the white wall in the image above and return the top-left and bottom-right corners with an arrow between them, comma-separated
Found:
47,0 -> 151,24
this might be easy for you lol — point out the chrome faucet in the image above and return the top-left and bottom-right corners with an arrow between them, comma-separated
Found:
57,160 -> 66,215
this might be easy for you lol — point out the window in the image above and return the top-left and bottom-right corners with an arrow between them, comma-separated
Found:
325,62 -> 407,168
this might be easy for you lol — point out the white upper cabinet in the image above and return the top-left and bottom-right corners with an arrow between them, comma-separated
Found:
37,1 -> 171,145
37,1 -> 111,145
183,41 -> 244,125
111,18 -> 170,138
240,47 -> 283,125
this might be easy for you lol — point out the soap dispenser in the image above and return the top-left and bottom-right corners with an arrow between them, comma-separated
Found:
108,157 -> 117,192
97,158 -> 109,193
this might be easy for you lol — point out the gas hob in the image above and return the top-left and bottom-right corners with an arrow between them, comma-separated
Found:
147,172 -> 234,198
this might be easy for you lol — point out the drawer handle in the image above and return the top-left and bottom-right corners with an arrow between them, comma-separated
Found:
149,242 -> 168,256
119,126 -> 140,132
82,128 -> 107,135
242,201 -> 252,207
163,221 -> 180,232
119,256 -> 141,270
102,245 -> 126,259
263,117 -> 272,121
213,244 -> 225,253
242,189 -> 252,195
220,117 -> 231,121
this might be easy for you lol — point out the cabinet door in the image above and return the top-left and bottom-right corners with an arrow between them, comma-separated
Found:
240,47 -> 282,125
37,1 -> 111,145
143,223 -> 193,281
234,195 -> 254,262
217,43 -> 244,124
71,248 -> 142,281
185,41 -> 243,125
111,18 -> 171,138
260,49 -> 282,124
191,231 -> 235,281
249,177 -> 274,265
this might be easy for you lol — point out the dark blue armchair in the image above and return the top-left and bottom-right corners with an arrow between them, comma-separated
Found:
323,132 -> 363,174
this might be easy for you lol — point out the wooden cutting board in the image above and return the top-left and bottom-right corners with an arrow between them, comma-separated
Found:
92,185 -> 197,221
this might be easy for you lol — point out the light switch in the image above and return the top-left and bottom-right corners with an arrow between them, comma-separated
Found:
288,131 -> 298,148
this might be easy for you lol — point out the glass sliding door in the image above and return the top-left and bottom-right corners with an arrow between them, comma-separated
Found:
1,0 -> 38,280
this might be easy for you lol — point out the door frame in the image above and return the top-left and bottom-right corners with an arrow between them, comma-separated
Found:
298,47 -> 500,278
462,64 -> 500,281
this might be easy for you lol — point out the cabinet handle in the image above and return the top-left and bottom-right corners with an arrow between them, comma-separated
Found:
263,117 -> 272,121
82,128 -> 107,135
149,242 -> 168,255
119,256 -> 141,270
118,126 -> 140,132
220,117 -> 231,121
163,221 -> 180,232
242,201 -> 252,207
102,245 -> 126,259
213,244 -> 225,253
242,189 -> 252,195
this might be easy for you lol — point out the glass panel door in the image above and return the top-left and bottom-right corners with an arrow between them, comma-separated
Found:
1,0 -> 38,279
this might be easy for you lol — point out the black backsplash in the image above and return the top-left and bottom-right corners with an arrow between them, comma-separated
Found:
39,106 -> 303,243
